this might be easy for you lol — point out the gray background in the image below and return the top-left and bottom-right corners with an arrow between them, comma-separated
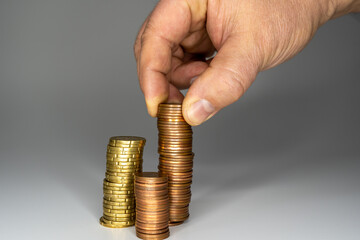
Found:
0,1 -> 359,239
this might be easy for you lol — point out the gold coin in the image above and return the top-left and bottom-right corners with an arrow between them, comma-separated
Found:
106,154 -> 143,160
103,203 -> 134,210
103,212 -> 136,222
103,207 -> 135,214
107,170 -> 138,175
99,217 -> 134,228
109,136 -> 146,144
103,189 -> 135,195
103,193 -> 135,200
106,162 -> 142,168
106,157 -> 143,162
103,198 -> 135,205
103,211 -> 136,218
105,172 -> 135,177
106,161 -> 142,166
103,196 -> 135,202
104,177 -> 135,184
106,168 -> 140,174
107,146 -> 143,152
102,217 -> 135,223
106,152 -> 143,157
106,165 -> 140,171
103,179 -> 133,187
103,185 -> 134,191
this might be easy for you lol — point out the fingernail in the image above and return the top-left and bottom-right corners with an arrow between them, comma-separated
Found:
190,76 -> 198,85
187,99 -> 215,125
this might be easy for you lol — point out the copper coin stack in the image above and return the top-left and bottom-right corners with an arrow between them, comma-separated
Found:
100,136 -> 146,228
135,172 -> 170,240
157,103 -> 194,225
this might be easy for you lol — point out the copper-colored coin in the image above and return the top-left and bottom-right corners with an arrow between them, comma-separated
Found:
168,213 -> 189,220
136,221 -> 169,230
157,125 -> 190,129
158,165 -> 192,172
168,221 -> 184,226
169,195 -> 191,201
157,129 -> 192,134
135,191 -> 168,198
158,133 -> 192,138
136,217 -> 169,224
158,145 -> 192,150
158,141 -> 192,146
159,152 -> 194,158
158,163 -> 193,169
136,226 -> 169,235
168,182 -> 192,188
136,213 -> 169,220
165,173 -> 193,178
135,198 -> 169,206
169,215 -> 189,222
167,190 -> 191,195
136,216 -> 169,224
136,205 -> 169,212
159,151 -> 193,157
158,103 -> 182,107
158,135 -> 192,140
159,162 -> 193,168
135,213 -> 169,220
162,170 -> 192,176
136,230 -> 170,240
158,139 -> 192,143
135,172 -> 168,183
158,146 -> 193,151
169,198 -> 191,204
135,183 -> 168,190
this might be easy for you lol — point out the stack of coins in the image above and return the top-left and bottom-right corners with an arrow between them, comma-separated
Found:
100,136 -> 146,228
135,172 -> 170,240
157,103 -> 194,225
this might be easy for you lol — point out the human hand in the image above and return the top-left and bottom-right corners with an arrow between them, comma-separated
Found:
134,0 -> 360,126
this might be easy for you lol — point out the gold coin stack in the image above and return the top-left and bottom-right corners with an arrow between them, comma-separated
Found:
157,103 -> 194,225
100,136 -> 146,228
135,172 -> 170,240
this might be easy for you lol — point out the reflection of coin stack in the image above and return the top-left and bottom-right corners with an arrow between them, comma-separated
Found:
135,172 -> 170,240
157,103 -> 194,225
100,136 -> 146,228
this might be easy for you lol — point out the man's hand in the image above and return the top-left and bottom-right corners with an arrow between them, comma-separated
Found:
134,0 -> 359,126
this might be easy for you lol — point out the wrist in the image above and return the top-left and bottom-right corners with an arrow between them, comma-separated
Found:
329,0 -> 360,19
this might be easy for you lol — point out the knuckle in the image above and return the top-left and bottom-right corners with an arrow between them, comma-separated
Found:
219,67 -> 246,101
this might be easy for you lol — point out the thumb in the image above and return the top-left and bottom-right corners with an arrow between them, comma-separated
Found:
182,36 -> 261,126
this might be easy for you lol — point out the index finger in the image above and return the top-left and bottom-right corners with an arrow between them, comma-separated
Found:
137,0 -> 205,117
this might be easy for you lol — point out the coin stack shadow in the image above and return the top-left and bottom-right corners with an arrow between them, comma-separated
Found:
157,103 -> 194,225
135,172 -> 170,240
100,136 -> 146,228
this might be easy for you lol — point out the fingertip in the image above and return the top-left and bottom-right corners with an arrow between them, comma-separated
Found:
145,94 -> 168,117
183,98 -> 216,126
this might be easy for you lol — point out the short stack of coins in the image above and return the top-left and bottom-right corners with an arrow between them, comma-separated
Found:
100,136 -> 146,228
135,172 -> 170,240
157,103 -> 194,225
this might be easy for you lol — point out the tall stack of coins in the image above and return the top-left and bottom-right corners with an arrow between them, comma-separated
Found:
100,136 -> 146,228
135,172 -> 170,240
157,103 -> 194,225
